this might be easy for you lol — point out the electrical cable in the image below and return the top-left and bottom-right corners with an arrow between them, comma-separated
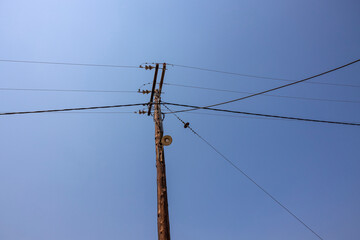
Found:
0,87 -> 138,93
0,103 -> 147,116
0,59 -> 140,69
163,104 -> 324,240
164,83 -> 360,104
168,63 -> 360,88
168,59 -> 360,114
164,102 -> 360,126
47,111 -> 136,114
179,111 -> 293,121
2,101 -> 359,126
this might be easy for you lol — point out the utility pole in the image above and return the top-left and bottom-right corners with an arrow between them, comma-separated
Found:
147,63 -> 171,240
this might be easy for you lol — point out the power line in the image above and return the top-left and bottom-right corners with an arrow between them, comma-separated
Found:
2,101 -> 359,126
167,63 -> 296,81
45,111 -> 136,114
0,59 -> 140,69
163,104 -> 324,240
169,59 -> 360,113
0,87 -> 138,93
164,102 -> 360,126
180,111 -> 294,121
0,103 -> 147,116
4,82 -> 358,103
0,110 -> 295,120
168,63 -> 360,88
164,83 -> 360,104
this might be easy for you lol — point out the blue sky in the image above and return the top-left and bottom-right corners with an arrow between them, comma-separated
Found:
0,1 -> 359,239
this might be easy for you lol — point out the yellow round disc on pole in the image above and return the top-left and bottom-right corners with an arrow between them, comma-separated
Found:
161,135 -> 172,146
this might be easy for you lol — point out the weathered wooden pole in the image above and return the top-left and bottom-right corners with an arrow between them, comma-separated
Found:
153,88 -> 171,240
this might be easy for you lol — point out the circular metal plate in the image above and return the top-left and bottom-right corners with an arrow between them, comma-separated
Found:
162,135 -> 173,146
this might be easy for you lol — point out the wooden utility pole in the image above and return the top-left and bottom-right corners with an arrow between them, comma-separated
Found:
148,63 -> 171,240
154,90 -> 171,240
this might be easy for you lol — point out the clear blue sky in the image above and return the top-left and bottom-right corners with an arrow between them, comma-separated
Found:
0,1 -> 359,239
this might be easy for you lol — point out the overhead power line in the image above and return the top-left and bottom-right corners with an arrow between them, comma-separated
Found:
45,111 -> 136,114
168,63 -> 360,88
169,59 -> 360,113
181,111 -> 299,122
0,103 -> 147,116
0,87 -> 138,93
0,59 -> 140,69
2,101 -> 359,126
168,63 -> 292,81
4,83 -> 358,103
163,104 -> 324,240
164,83 -> 360,104
164,102 -> 360,126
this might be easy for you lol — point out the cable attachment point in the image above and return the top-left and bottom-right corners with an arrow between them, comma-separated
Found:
136,110 -> 147,115
137,89 -> 150,94
184,122 -> 190,128
139,64 -> 154,70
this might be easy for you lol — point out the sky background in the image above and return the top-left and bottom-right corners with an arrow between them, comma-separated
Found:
0,0 -> 360,239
